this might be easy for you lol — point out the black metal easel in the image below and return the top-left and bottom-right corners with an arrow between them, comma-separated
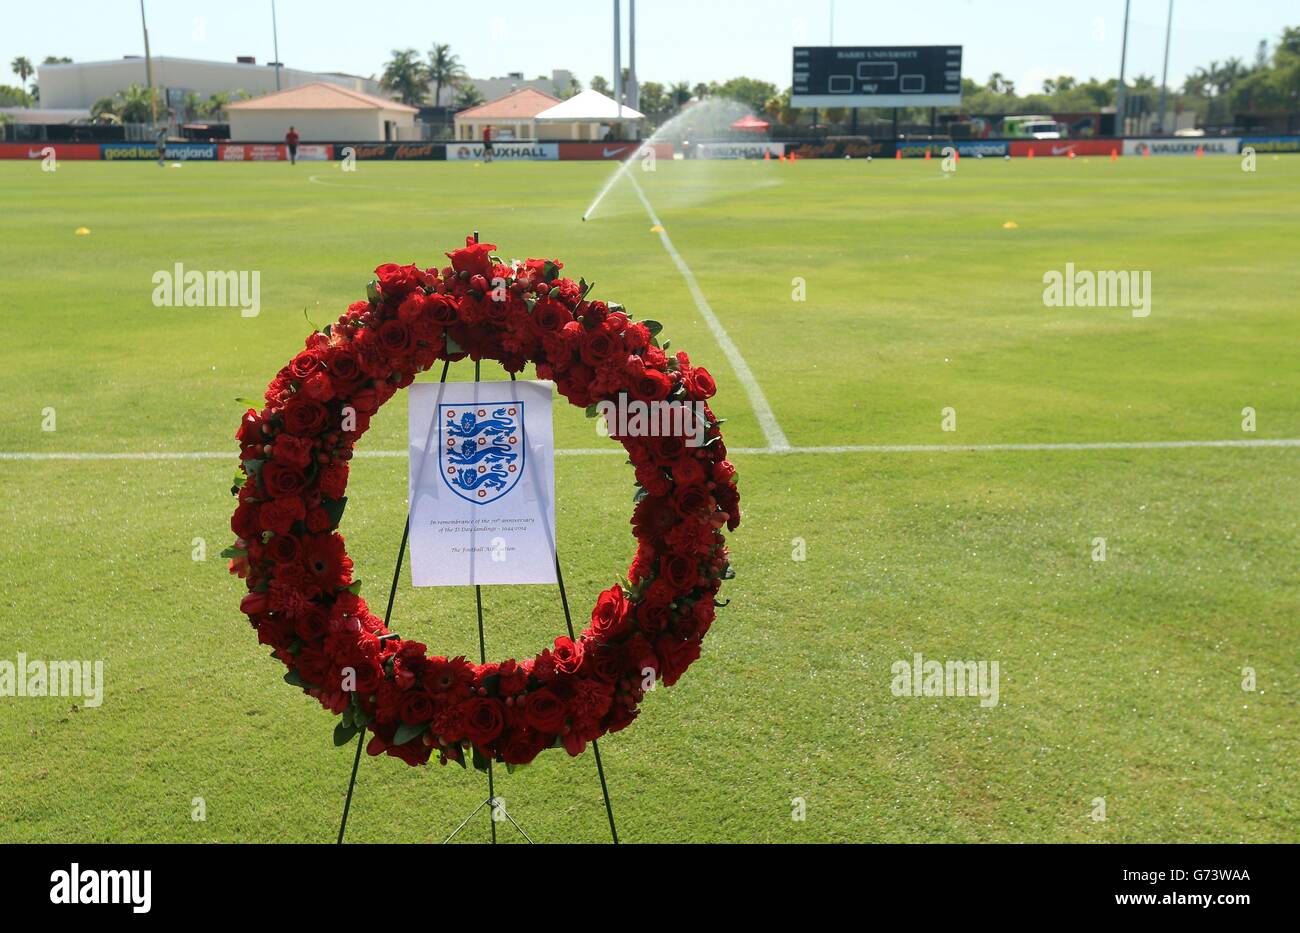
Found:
336,239 -> 619,845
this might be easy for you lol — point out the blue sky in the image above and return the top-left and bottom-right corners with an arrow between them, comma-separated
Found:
5,1 -> 1296,95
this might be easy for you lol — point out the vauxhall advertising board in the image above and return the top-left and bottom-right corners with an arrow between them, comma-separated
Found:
793,45 -> 962,107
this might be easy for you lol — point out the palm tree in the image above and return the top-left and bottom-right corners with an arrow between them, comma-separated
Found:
669,81 -> 691,108
117,83 -> 160,123
692,82 -> 710,100
381,49 -> 428,106
454,85 -> 484,109
10,56 -> 33,102
427,43 -> 466,107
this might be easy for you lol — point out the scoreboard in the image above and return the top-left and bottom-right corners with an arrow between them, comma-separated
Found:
792,46 -> 962,107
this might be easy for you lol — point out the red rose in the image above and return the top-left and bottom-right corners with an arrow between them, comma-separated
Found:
654,635 -> 701,687
551,636 -> 584,675
261,461 -> 306,498
661,554 -> 698,592
533,298 -> 572,332
501,726 -> 548,765
399,690 -> 434,725
377,319 -> 412,354
580,329 -> 618,366
462,697 -> 505,746
685,366 -> 717,399
289,350 -> 322,381
446,240 -> 498,279
589,586 -> 631,642
282,398 -> 328,436
523,689 -> 566,733
374,262 -> 421,295
672,483 -> 710,518
266,533 -> 301,564
631,368 -> 672,402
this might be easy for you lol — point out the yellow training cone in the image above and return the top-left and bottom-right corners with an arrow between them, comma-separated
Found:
1002,221 -> 1018,229
75,227 -> 91,235
650,224 -> 664,233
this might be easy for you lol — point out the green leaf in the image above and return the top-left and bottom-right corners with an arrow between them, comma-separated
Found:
283,669 -> 310,689
219,546 -> 246,560
241,458 -> 264,475
641,320 -> 664,337
471,745 -> 491,773
393,721 -> 427,745
584,403 -> 601,418
445,334 -> 462,354
322,496 -> 348,527
366,279 -> 381,303
542,260 -> 560,283
344,580 -> 363,595
235,397 -> 260,408
333,721 -> 359,746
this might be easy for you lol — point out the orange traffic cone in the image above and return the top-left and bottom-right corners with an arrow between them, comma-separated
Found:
924,149 -> 932,161
1110,148 -> 1118,161
779,152 -> 786,162
895,149 -> 902,160
1142,146 -> 1150,158
790,151 -> 797,162
1028,148 -> 1035,159
764,149 -> 770,161
1068,150 -> 1076,159
1195,145 -> 1204,158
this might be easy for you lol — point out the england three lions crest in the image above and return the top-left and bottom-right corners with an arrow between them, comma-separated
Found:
438,402 -> 524,505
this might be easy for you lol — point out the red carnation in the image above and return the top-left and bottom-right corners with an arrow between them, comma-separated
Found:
523,689 -> 566,733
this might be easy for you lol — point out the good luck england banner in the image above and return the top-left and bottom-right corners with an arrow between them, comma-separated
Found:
407,380 -> 557,586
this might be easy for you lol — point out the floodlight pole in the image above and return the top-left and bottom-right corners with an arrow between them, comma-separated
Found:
613,0 -> 623,129
628,0 -> 639,117
1115,0 -> 1131,136
1157,0 -> 1174,134
272,0 -> 283,91
139,0 -> 158,126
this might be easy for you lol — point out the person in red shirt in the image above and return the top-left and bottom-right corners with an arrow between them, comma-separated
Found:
481,125 -> 493,163
285,126 -> 300,165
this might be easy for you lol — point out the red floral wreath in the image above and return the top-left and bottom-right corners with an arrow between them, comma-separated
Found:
228,237 -> 740,769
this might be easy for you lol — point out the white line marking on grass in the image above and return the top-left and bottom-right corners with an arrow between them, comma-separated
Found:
3,439 -> 1296,462
625,171 -> 791,451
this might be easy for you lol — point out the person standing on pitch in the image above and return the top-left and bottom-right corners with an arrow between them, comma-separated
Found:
155,128 -> 167,167
285,126 -> 300,165
481,124 -> 494,163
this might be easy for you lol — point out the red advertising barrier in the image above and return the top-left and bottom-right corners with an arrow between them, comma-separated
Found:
218,144 -> 288,161
558,141 -> 673,161
0,142 -> 102,160
1008,139 -> 1119,157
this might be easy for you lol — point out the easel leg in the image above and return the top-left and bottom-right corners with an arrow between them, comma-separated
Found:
336,360 -> 449,844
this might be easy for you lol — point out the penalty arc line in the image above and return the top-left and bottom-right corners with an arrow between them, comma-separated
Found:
625,171 -> 792,451
2,439 -> 1297,462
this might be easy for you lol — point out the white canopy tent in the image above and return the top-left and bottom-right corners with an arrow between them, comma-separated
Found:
533,89 -> 644,140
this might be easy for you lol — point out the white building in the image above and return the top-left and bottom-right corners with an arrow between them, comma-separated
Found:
432,69 -> 576,107
37,56 -> 383,111
226,82 -> 417,142
454,88 -> 643,142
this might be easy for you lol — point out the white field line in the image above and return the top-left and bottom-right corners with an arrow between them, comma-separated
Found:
625,171 -> 791,451
2,439 -> 1297,462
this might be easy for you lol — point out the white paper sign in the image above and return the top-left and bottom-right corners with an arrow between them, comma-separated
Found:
407,380 -> 557,587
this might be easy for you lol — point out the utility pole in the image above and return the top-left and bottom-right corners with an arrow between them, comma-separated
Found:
1115,0 -> 1131,136
1157,0 -> 1174,134
272,0 -> 282,90
139,0 -> 158,126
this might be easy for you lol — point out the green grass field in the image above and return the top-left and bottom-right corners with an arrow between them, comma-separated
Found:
1,154 -> 1297,843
